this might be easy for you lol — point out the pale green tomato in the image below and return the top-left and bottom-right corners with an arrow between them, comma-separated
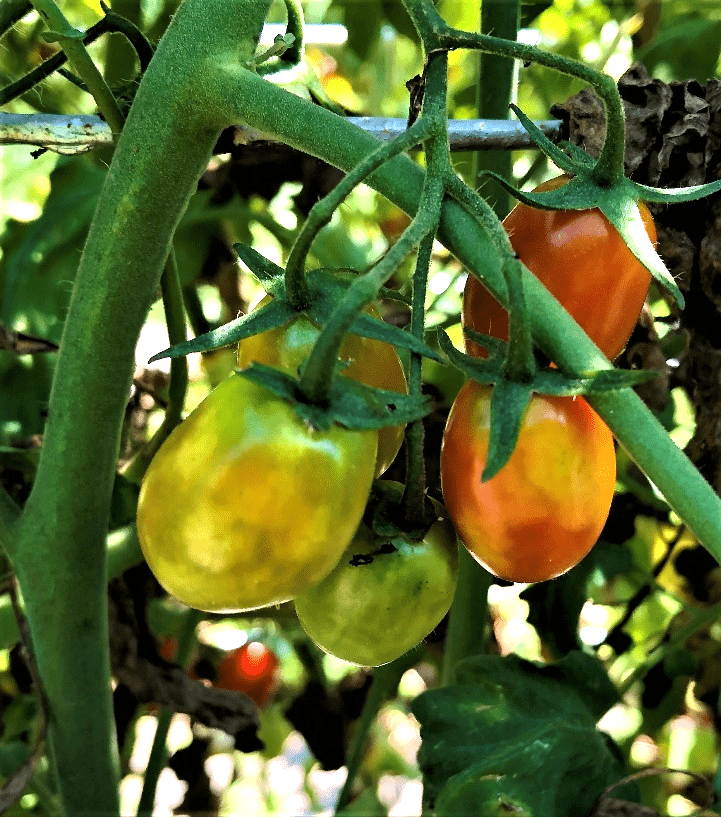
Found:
294,492 -> 458,666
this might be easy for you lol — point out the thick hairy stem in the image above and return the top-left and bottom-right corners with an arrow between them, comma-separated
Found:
13,1 -> 271,813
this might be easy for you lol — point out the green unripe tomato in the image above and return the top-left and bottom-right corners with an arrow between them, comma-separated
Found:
294,489 -> 459,666
137,374 -> 378,612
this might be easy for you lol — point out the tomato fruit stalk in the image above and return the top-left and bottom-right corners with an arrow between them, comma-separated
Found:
137,374 -> 378,612
237,294 -> 407,476
294,491 -> 458,666
462,176 -> 656,361
441,381 -> 616,583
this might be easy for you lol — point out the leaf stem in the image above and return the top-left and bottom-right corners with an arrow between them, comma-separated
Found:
29,0 -> 125,137
298,178 -> 443,406
284,117 -> 432,310
137,607 -> 203,817
335,654 -> 415,812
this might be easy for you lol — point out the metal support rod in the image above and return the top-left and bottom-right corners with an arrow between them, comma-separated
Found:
0,111 -> 561,155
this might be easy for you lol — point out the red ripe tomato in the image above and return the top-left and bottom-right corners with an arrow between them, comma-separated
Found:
440,380 -> 616,583
215,642 -> 279,707
462,176 -> 655,361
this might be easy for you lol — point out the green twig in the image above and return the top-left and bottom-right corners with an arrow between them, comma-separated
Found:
336,654 -> 415,812
0,0 -> 31,37
284,116 -> 432,310
442,549 -> 494,685
29,0 -> 125,136
298,178 -> 444,405
400,229 -> 435,529
137,608 -> 203,817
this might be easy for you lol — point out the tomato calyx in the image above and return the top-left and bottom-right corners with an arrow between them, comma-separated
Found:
437,328 -> 655,481
481,104 -> 721,310
363,479 -> 439,543
150,262 -> 436,366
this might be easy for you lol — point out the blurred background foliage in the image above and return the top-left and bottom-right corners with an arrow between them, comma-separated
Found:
2,1 -> 721,815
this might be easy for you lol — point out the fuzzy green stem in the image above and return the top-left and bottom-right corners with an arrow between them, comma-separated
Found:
401,230 -> 435,528
103,0 -> 144,86
137,608 -> 202,817
442,549 -> 494,685
0,0 -> 31,36
400,51 -> 446,528
12,2 -> 272,813
474,0 -> 519,216
336,654 -> 415,812
123,251 -> 189,484
298,179 -> 443,406
29,0 -> 125,137
0,10 -> 152,106
402,0 -> 625,185
284,117 -> 431,311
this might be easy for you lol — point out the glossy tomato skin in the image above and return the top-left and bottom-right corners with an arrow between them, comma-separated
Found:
215,642 -> 279,706
463,176 -> 656,361
137,374 -> 378,612
294,491 -> 458,666
440,381 -> 615,583
238,295 -> 407,477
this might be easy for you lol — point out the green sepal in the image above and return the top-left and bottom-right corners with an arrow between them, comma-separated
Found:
628,178 -> 721,204
233,242 -> 285,289
148,297 -> 294,362
438,327 -> 655,478
236,363 -> 432,432
440,329 -> 658,395
363,479 -> 438,541
509,104 -> 578,174
480,169 -> 685,307
150,265 -> 436,363
484,379 -> 533,481
42,28 -> 85,43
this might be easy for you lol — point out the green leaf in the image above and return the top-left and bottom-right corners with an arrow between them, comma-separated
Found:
412,653 -> 627,814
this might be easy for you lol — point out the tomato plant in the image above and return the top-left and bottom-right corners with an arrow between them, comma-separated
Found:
237,294 -> 408,476
136,374 -> 378,612
294,489 -> 458,666
440,380 -> 616,583
462,176 -> 656,361
215,641 -> 279,706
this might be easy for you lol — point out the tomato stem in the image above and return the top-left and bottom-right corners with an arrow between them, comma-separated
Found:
29,0 -> 125,139
123,250 -> 189,484
403,0 -> 626,186
400,52 -> 447,527
298,176 -> 443,406
284,118 -> 432,312
137,608 -> 203,817
335,654 -> 416,811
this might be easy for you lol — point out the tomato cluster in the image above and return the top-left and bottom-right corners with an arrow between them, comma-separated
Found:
442,178 -> 655,583
137,184 -> 651,663
137,293 -> 456,667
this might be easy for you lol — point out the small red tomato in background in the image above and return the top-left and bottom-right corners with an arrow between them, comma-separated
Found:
462,176 -> 656,361
441,380 -> 616,583
215,642 -> 279,707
